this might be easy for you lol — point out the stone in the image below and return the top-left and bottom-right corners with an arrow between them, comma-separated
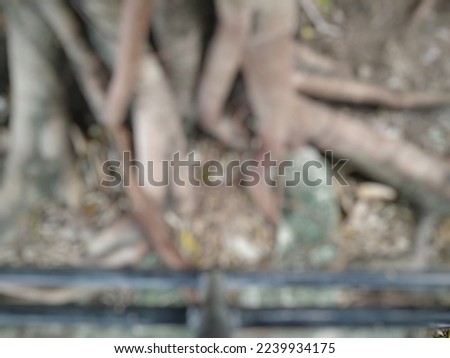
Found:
275,146 -> 340,269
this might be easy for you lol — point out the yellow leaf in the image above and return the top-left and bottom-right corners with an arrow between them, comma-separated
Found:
301,26 -> 315,40
180,230 -> 202,256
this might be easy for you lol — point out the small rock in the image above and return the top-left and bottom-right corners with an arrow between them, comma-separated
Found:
275,146 -> 340,269
356,182 -> 397,202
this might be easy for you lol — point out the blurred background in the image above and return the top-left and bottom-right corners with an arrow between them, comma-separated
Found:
0,0 -> 450,337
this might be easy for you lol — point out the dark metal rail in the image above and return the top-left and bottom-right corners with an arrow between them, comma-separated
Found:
239,308 -> 450,328
1,268 -> 450,290
0,268 -> 200,290
1,268 -> 450,331
0,305 -> 187,326
0,305 -> 448,328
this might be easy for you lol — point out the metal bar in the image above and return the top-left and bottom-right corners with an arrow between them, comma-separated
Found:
0,305 -> 187,326
0,305 -> 449,328
227,271 -> 450,290
0,268 -> 200,290
239,308 -> 450,328
1,269 -> 450,290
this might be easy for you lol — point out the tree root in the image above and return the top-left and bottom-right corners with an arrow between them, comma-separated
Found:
103,0 -> 154,127
30,0 -> 450,275
1,0 -> 83,226
38,0 -> 188,270
84,215 -> 150,269
293,71 -> 450,109
0,285 -> 99,305
408,0 -> 436,32
294,42 -> 349,75
153,0 -> 207,119
196,0 -> 253,150
293,96 -> 450,209
37,0 -> 107,120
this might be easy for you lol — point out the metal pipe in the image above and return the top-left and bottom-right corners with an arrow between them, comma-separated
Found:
239,308 -> 450,328
0,305 -> 449,328
1,269 -> 450,291
0,268 -> 200,290
0,305 -> 187,326
227,271 -> 450,290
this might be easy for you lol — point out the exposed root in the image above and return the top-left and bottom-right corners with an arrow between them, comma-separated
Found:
408,0 -> 436,32
153,0 -> 207,119
103,0 -> 154,128
409,213 -> 440,270
85,215 -> 149,269
113,127 -> 189,269
196,0 -> 252,150
0,285 -> 99,305
38,0 -> 188,270
37,0 -> 107,120
294,42 -> 349,75
292,96 -> 450,209
293,71 -> 450,109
